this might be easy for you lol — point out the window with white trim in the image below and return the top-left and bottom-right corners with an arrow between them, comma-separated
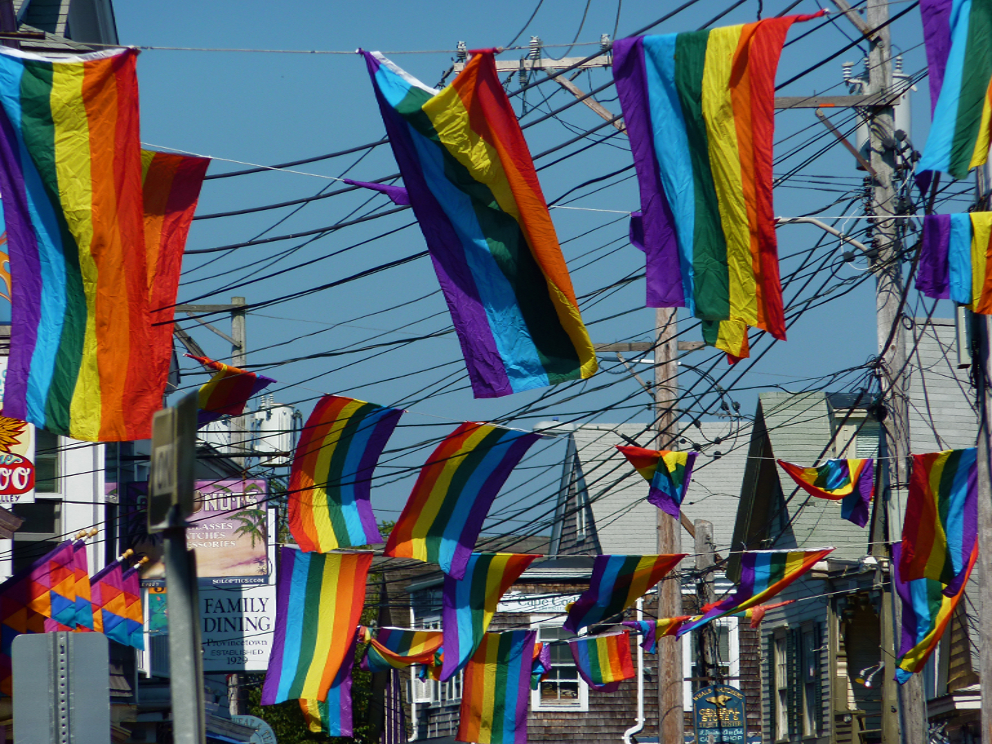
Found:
681,617 -> 740,710
417,617 -> 461,706
531,619 -> 588,711
774,632 -> 789,742
801,627 -> 820,737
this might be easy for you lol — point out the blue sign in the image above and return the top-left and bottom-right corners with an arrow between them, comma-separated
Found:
693,684 -> 746,744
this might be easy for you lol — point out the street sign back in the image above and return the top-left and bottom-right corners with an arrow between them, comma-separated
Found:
149,393 -> 197,532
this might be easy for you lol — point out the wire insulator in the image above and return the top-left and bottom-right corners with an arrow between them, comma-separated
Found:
529,36 -> 541,60
455,41 -> 467,63
600,34 -> 611,53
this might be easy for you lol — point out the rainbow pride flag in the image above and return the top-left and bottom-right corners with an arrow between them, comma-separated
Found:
261,548 -> 371,705
360,626 -> 443,673
384,423 -> 540,579
141,149 -> 210,395
623,616 -> 691,654
893,542 -> 975,683
363,49 -> 597,398
288,395 -> 402,551
778,458 -> 874,527
458,630 -> 535,744
613,13 -> 822,358
0,47 -> 163,441
677,548 -> 832,637
917,212 -> 992,313
440,553 -> 539,681
299,635 -> 358,736
187,354 -> 275,427
899,448 -> 977,597
564,554 -> 685,633
569,631 -> 635,692
616,445 -> 697,518
731,599 -> 795,629
531,642 -> 551,690
918,0 -> 992,181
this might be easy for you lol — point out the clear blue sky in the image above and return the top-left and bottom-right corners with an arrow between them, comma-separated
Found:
112,0 -> 955,535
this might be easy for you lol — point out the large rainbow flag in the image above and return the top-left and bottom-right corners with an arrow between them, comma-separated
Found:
440,552 -> 539,681
616,445 -> 697,518
917,212 -> 992,313
360,626 -> 443,673
299,635 -> 358,736
564,554 -> 685,633
187,354 -> 275,427
622,616 -> 691,654
458,630 -> 535,744
0,47 -> 163,441
778,458 -> 874,527
261,548 -> 371,705
677,548 -> 833,637
288,395 -> 402,551
917,0 -> 992,181
384,423 -> 540,579
569,631 -> 635,692
612,13 -> 822,358
362,49 -> 597,398
899,448 -> 977,597
893,542 -> 975,683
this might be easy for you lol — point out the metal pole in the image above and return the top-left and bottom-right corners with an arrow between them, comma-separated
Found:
974,311 -> 992,743
654,306 -> 683,742
864,1 -> 923,741
164,505 -> 205,744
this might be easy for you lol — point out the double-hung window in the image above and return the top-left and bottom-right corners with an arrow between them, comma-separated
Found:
531,621 -> 587,711
774,633 -> 789,741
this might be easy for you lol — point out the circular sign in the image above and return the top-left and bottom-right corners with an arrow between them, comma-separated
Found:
231,715 -> 276,744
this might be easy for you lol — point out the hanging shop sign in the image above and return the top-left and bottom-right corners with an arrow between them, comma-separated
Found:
693,685 -> 746,744
0,356 -> 35,504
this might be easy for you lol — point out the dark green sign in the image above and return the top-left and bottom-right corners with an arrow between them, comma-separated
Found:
692,684 -> 746,744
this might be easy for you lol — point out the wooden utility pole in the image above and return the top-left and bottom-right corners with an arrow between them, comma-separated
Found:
654,307 -> 683,742
862,1 -> 924,742
230,296 -> 248,470
694,520 -> 717,685
975,311 -> 992,743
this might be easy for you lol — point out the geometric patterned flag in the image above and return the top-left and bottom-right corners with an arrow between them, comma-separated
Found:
677,548 -> 833,637
440,553 -> 539,681
616,446 -> 697,518
917,0 -> 992,182
362,50 -> 597,399
89,558 -> 127,640
893,542 -> 976,683
916,213 -> 992,313
778,458 -> 874,528
299,634 -> 359,737
622,616 -> 692,654
186,354 -> 275,427
385,423 -> 540,580
121,564 -> 144,650
288,394 -> 403,551
564,554 -> 685,633
568,630 -> 635,692
612,13 -> 823,358
359,626 -> 443,673
457,630 -> 536,744
899,448 -> 977,597
70,540 -> 94,631
261,548 -> 372,705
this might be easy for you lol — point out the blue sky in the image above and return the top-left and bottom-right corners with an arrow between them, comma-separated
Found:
110,1 -> 957,537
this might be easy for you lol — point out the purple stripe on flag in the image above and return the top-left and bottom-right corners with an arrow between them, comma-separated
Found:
917,214 -> 952,300
342,178 -> 411,206
613,37 -> 685,309
260,548 -> 296,705
921,0 -> 954,115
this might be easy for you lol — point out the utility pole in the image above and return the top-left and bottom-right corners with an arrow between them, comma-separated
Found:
654,307 -> 683,743
975,310 -> 992,743
862,1 -> 924,742
694,520 -> 717,686
230,296 -> 247,471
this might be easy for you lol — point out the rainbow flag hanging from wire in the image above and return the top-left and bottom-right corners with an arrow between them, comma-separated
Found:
612,13 -> 822,358
531,642 -> 551,690
299,635 -> 358,736
564,554 -> 685,633
360,626 -> 443,673
778,458 -> 874,528
893,542 -> 975,683
261,548 -> 372,705
917,212 -> 992,313
731,599 -> 795,629
288,395 -> 402,551
458,630 -> 535,744
384,423 -> 540,579
440,553 -> 539,681
0,47 -> 168,441
899,448 -> 977,597
623,616 -> 691,654
917,0 -> 992,181
362,49 -> 597,398
677,548 -> 832,637
616,445 -> 698,518
186,354 -> 275,427
569,631 -> 635,692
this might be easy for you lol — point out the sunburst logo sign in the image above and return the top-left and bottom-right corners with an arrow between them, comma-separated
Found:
0,416 -> 34,497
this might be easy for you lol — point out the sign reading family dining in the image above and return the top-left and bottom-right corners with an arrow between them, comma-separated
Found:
125,479 -> 271,587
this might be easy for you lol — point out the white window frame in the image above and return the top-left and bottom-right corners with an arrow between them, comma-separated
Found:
801,626 -> 820,738
416,616 -> 461,706
681,616 -> 740,710
774,631 -> 789,742
530,615 -> 588,712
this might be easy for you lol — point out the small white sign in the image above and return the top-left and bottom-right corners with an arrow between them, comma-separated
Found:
200,584 -> 276,672
497,591 -> 581,614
